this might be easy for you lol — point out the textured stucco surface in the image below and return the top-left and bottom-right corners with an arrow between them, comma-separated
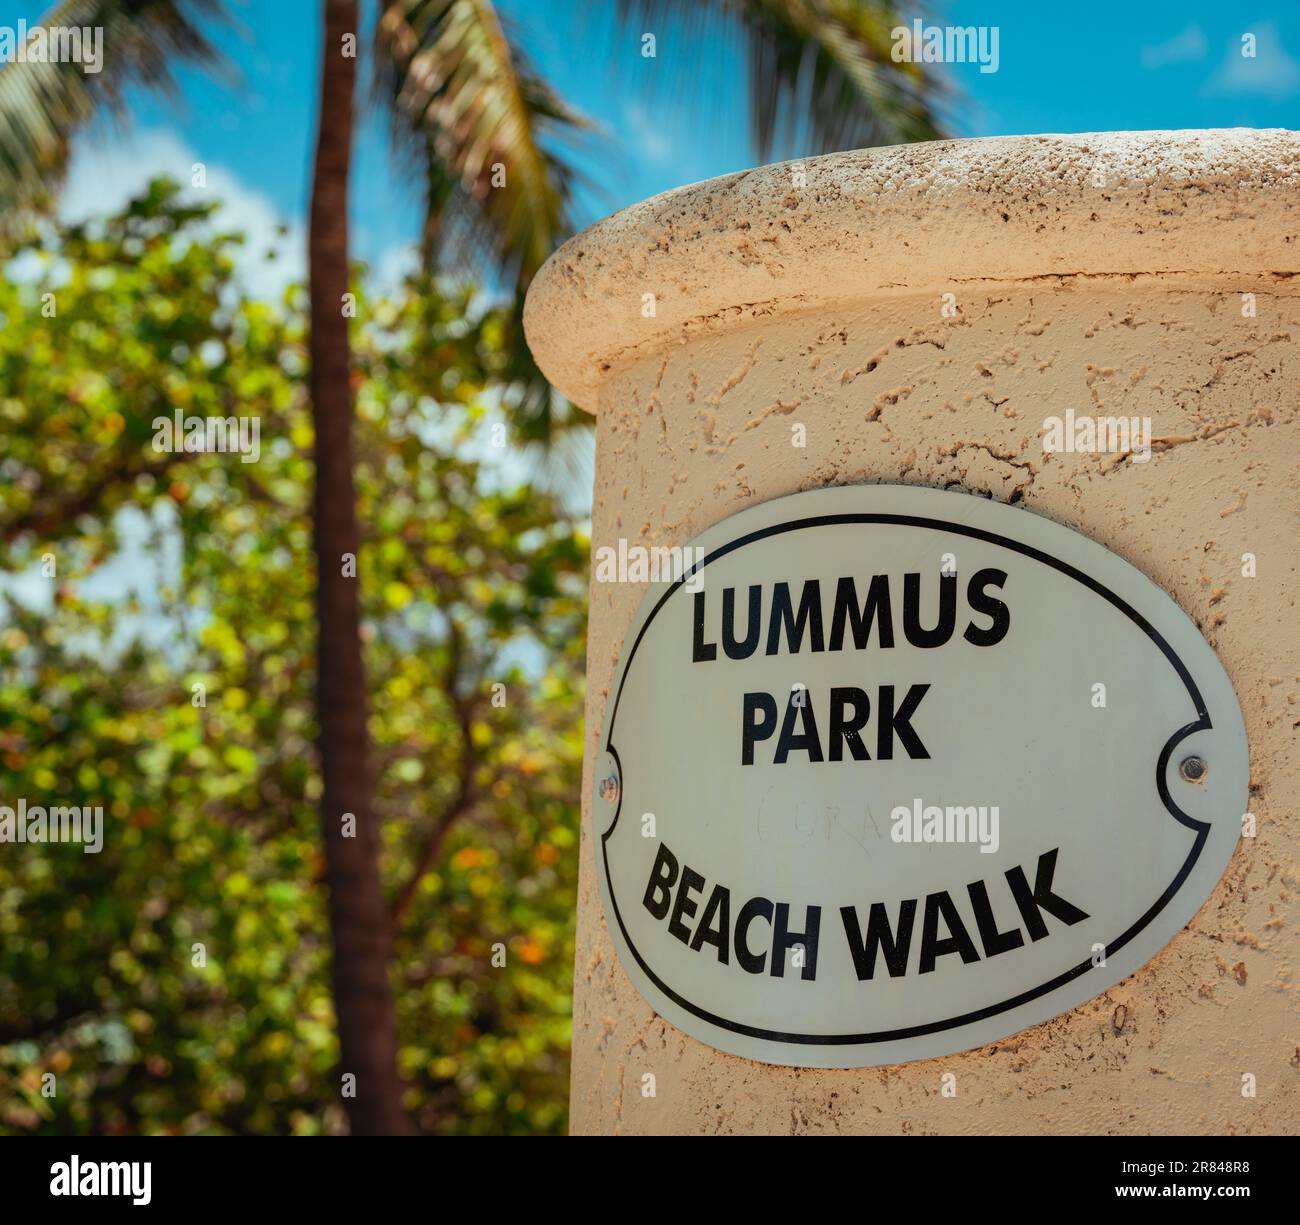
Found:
525,133 -> 1299,1135
525,130 -> 1300,408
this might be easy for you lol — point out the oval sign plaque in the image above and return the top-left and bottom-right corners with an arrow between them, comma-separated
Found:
593,484 -> 1247,1068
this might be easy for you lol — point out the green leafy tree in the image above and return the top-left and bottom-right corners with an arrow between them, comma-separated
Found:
0,185 -> 586,1135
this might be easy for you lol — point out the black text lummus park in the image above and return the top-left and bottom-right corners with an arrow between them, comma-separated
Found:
690,567 -> 1011,764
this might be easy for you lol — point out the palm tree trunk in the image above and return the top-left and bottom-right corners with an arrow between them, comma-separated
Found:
309,0 -> 410,1136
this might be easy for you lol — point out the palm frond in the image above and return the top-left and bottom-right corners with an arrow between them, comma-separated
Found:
608,0 -> 949,159
375,0 -> 594,438
375,0 -> 592,300
0,0 -> 232,245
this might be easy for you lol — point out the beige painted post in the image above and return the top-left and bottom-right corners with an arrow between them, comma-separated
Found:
524,131 -> 1299,1135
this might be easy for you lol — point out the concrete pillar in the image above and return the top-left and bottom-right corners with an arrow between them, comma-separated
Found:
524,130 -> 1299,1135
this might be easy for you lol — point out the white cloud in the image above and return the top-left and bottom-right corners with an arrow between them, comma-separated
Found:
1205,22 -> 1300,98
371,240 -> 420,297
1140,25 -> 1206,70
60,126 -> 306,300
622,99 -> 674,166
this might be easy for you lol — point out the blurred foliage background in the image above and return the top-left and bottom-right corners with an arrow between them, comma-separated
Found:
0,184 -> 587,1134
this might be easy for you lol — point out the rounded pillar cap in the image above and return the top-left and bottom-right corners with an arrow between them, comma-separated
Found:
524,129 -> 1300,409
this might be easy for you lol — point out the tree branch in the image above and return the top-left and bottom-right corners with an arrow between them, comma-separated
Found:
1,453 -> 178,547
388,613 -> 481,928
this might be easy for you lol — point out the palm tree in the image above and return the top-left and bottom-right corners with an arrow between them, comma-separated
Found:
309,0 -> 415,1138
0,0 -> 944,1135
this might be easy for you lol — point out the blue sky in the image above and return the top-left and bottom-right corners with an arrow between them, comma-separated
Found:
0,0 -> 1296,289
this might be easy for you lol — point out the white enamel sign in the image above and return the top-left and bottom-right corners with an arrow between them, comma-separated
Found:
593,485 -> 1247,1068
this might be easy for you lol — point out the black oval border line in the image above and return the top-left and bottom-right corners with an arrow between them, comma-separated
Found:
599,510 -> 1215,1048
